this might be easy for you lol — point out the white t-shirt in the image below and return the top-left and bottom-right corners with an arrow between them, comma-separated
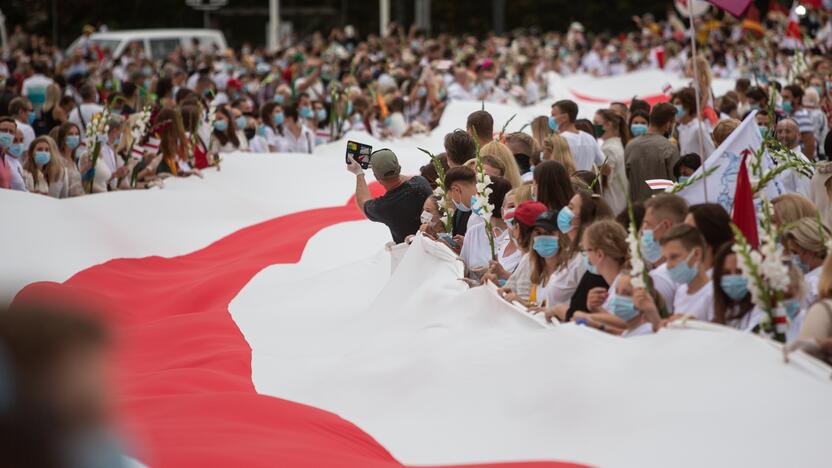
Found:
673,281 -> 714,322
497,236 -> 522,275
560,130 -> 605,171
777,147 -> 812,198
461,223 -> 508,276
447,81 -> 474,101
276,125 -> 316,154
649,264 -> 678,315
544,253 -> 587,307
505,253 -> 532,302
22,74 -> 54,109
69,103 -> 105,132
676,118 -> 716,160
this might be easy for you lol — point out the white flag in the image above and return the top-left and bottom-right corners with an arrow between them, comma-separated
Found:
677,111 -> 782,213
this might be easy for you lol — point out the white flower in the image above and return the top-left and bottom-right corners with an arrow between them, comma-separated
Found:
433,187 -> 444,197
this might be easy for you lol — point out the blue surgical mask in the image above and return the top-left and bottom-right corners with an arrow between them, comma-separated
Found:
630,123 -> 648,136
783,298 -> 801,320
678,176 -> 690,185
791,254 -> 810,274
640,229 -> 662,263
274,94 -> 285,104
213,120 -> 228,132
453,194 -> 471,213
0,132 -> 13,148
610,295 -> 639,321
258,124 -> 267,136
66,135 -> 81,149
299,106 -> 314,119
317,109 -> 327,122
416,86 -> 427,98
235,116 -> 247,129
675,105 -> 685,119
782,101 -> 793,115
384,116 -> 393,127
34,150 -> 51,166
720,274 -> 749,301
112,136 -> 121,147
759,127 -> 768,138
7,142 -> 24,158
548,115 -> 559,131
557,206 -> 575,233
668,250 -> 699,285
346,101 -> 353,116
27,111 -> 36,125
273,112 -> 285,126
583,252 -> 599,275
533,235 -> 560,258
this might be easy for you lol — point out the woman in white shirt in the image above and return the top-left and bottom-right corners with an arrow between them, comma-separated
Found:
593,109 -> 628,216
228,108 -> 250,152
258,102 -> 284,152
24,136 -> 68,197
783,217 -> 830,309
209,106 -> 244,154
540,189 -> 614,321
712,243 -> 762,331
276,104 -> 316,154
460,177 -> 512,280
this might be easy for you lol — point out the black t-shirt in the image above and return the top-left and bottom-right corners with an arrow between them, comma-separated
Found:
565,272 -> 609,322
364,175 -> 432,244
452,210 -> 472,237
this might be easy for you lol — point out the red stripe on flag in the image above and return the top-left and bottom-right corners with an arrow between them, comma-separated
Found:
11,183 -> 585,468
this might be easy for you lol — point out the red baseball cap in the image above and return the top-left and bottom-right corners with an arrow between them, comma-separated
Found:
514,201 -> 547,226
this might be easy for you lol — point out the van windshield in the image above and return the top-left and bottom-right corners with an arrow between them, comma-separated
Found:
89,39 -> 122,54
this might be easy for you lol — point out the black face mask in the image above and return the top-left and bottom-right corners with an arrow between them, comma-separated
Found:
244,127 -> 256,140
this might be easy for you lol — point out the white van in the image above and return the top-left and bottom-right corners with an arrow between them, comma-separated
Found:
67,29 -> 228,60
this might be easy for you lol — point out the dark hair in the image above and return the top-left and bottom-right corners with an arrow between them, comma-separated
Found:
466,110 -> 494,140
488,176 -> 512,219
672,87 -> 697,115
534,160 -> 574,213
629,98 -> 651,115
673,153 -> 702,179
0,116 -> 17,127
735,78 -> 751,93
688,203 -> 733,256
746,86 -> 768,105
213,106 -> 240,148
719,95 -> 738,115
155,77 -> 174,99
283,101 -> 299,121
784,84 -> 805,101
260,102 -> 280,131
443,165 -> 477,188
617,201 -> 645,231
553,100 -> 578,122
9,97 -> 29,116
628,110 -> 650,129
444,129 -> 476,166
712,242 -> 753,325
574,119 -> 594,138
419,153 -> 449,190
649,102 -> 677,129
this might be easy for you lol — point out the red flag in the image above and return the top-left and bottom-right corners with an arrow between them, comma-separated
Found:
732,151 -> 759,249
786,2 -> 802,40
705,0 -> 753,17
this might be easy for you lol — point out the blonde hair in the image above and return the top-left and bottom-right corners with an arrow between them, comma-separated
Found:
542,134 -> 576,175
514,184 -> 534,204
44,83 -> 62,112
480,140 -> 523,188
584,219 -> 629,266
712,119 -> 740,147
785,217 -> 831,257
530,116 -> 552,154
772,194 -> 817,226
25,136 -> 63,184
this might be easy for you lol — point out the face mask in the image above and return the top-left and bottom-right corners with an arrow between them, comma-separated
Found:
258,124 -> 267,136
583,251 -> 599,275
630,123 -> 648,136
0,132 -> 13,148
346,101 -> 353,115
213,120 -> 228,132
299,106 -> 314,119
438,88 -> 446,100
640,229 -> 662,263
66,135 -> 81,149
8,142 -> 24,158
678,176 -> 690,185
759,127 -> 767,138
420,210 -> 433,224
720,274 -> 749,301
244,127 -> 256,140
611,295 -> 639,321
235,116 -> 247,129
675,105 -> 685,119
783,298 -> 801,320
112,136 -> 121,147
453,192 -> 471,212
417,86 -> 427,98
668,250 -> 699,285
273,112 -> 285,126
34,150 -> 51,166
791,254 -> 810,274
274,94 -> 285,104
593,123 -> 604,138
548,115 -> 559,131
782,101 -> 793,115
749,104 -> 760,111
317,109 -> 327,122
384,116 -> 393,127
27,111 -> 36,125
557,206 -> 575,233
533,235 -> 560,258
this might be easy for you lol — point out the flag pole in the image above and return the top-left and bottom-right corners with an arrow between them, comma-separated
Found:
688,0 -> 709,202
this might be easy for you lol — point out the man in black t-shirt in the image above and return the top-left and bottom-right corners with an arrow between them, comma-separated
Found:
348,148 -> 432,244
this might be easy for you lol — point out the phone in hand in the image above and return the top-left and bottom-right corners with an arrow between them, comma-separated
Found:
346,140 -> 372,169
437,232 -> 459,249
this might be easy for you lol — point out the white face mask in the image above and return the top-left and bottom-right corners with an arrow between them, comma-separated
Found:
420,210 -> 433,224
